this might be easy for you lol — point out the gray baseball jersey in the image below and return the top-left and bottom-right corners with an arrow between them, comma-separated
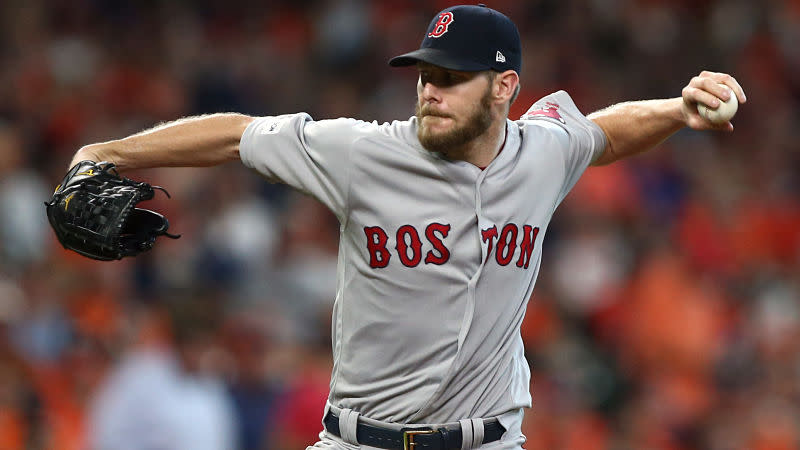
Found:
239,91 -> 606,430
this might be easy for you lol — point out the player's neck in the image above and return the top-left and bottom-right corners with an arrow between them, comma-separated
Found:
460,118 -> 507,168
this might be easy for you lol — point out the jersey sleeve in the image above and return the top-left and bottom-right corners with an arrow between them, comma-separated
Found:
520,90 -> 608,204
239,113 -> 358,220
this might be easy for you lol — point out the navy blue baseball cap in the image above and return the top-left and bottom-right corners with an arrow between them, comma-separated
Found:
389,4 -> 521,74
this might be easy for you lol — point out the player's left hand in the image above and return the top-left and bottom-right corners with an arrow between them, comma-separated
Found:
681,70 -> 747,132
45,160 -> 180,260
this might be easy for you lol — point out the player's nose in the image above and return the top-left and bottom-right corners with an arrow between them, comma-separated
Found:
420,81 -> 441,103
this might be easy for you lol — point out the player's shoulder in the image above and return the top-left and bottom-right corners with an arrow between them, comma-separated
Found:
512,91 -> 582,152
517,90 -> 579,125
515,90 -> 600,142
347,117 -> 418,147
298,116 -> 379,141
299,116 -> 419,154
313,116 -> 412,136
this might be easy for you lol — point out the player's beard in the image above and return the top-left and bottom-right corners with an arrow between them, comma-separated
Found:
416,87 -> 493,156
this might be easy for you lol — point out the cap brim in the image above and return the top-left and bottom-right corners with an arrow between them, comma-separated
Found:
388,48 -> 490,71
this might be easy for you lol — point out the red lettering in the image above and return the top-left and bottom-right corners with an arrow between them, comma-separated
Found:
364,226 -> 390,268
396,225 -> 423,267
424,223 -> 451,265
481,226 -> 498,262
516,225 -> 540,269
428,12 -> 454,38
366,222 -> 536,270
496,223 -> 518,266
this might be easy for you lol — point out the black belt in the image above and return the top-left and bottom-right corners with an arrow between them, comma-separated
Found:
323,410 -> 505,449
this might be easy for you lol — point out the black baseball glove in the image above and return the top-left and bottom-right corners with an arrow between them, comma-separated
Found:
45,160 -> 179,261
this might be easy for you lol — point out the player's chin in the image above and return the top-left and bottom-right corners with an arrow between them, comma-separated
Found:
419,128 -> 447,147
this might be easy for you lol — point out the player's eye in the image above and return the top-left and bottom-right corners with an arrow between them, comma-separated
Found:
419,71 -> 432,86
446,73 -> 465,85
419,70 -> 467,88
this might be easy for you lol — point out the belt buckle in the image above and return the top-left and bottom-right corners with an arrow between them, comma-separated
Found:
403,429 -> 436,449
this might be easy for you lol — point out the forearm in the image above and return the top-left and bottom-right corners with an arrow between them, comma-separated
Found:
588,98 -> 685,166
71,113 -> 255,171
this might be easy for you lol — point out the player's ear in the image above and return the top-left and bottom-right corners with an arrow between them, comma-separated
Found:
493,70 -> 519,104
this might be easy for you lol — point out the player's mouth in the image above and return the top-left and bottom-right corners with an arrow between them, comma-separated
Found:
422,114 -> 451,120
418,104 -> 451,118
421,115 -> 454,132
421,111 -> 454,123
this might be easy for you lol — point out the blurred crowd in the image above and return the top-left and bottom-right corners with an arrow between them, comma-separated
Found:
0,0 -> 799,449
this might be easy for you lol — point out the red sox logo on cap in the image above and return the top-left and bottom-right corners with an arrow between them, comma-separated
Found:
428,12 -> 454,38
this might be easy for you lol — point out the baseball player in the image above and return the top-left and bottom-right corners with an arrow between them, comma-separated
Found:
67,4 -> 746,449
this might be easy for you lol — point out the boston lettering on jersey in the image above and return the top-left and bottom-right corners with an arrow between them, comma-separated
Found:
364,223 -> 540,269
364,223 -> 451,268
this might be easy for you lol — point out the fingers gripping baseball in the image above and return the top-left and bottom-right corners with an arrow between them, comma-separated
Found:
682,71 -> 747,131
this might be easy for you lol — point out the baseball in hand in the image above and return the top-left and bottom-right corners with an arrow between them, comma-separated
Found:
697,85 -> 738,123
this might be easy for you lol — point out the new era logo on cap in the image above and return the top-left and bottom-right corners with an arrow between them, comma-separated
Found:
388,4 -> 522,74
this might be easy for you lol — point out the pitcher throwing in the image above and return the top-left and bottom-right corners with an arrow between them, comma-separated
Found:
59,4 -> 746,449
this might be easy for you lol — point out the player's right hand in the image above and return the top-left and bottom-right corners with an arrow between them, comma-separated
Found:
681,70 -> 747,132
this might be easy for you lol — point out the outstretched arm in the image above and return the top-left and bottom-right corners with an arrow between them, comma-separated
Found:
588,71 -> 747,166
70,113 -> 255,171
